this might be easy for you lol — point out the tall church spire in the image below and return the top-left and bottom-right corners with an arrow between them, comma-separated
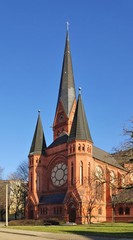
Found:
29,111 -> 46,155
56,28 -> 76,117
68,92 -> 93,143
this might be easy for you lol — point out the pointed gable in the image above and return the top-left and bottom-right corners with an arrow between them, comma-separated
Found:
68,93 -> 93,143
29,112 -> 46,155
56,30 -> 76,117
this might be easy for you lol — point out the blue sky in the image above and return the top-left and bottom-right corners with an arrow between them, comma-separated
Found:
0,0 -> 133,179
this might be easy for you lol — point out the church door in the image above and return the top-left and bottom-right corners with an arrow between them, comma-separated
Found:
69,207 -> 76,222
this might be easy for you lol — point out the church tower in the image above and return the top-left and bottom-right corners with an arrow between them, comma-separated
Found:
27,111 -> 47,219
53,30 -> 76,140
26,27 -> 126,223
65,91 -> 93,223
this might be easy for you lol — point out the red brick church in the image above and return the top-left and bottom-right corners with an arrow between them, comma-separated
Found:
26,29 -> 133,223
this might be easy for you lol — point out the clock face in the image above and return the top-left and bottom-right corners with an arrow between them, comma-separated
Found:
51,163 -> 67,187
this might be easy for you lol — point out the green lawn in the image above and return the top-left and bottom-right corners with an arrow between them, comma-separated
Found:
7,223 -> 133,238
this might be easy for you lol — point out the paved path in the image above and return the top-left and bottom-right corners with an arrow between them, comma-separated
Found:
0,226 -> 131,240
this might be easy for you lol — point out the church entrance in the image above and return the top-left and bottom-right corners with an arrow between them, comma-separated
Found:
69,206 -> 76,222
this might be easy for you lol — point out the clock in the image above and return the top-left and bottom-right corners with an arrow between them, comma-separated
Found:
51,162 -> 67,187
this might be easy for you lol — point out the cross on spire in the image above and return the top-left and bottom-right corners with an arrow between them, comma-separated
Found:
78,87 -> 82,95
66,21 -> 70,31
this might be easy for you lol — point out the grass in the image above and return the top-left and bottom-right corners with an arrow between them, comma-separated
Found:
6,223 -> 133,238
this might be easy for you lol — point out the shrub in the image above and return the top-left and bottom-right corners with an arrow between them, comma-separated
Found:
8,219 -> 44,226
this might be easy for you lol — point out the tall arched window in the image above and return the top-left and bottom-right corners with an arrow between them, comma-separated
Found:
78,144 -> 81,151
71,162 -> 74,185
82,144 -> 85,151
31,173 -> 33,192
37,174 -> 40,191
80,161 -> 83,185
119,207 -> 123,215
125,207 -> 130,215
88,162 -> 90,184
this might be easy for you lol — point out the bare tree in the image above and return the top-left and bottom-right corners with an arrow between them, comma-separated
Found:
0,167 -> 3,180
112,119 -> 133,189
0,181 -> 8,221
8,160 -> 28,219
79,173 -> 106,224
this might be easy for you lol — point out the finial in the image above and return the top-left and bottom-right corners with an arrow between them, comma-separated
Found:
66,21 -> 70,31
38,109 -> 41,115
66,21 -> 70,40
78,87 -> 82,95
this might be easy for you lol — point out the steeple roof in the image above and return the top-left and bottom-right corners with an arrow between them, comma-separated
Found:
56,30 -> 76,117
29,111 -> 46,155
68,93 -> 93,143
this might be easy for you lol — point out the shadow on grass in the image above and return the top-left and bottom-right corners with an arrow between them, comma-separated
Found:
61,230 -> 133,239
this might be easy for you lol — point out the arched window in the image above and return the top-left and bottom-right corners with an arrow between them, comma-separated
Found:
37,174 -> 40,191
88,162 -> 90,184
96,181 -> 103,201
82,144 -> 85,151
71,162 -> 74,185
95,166 -> 103,179
70,145 -> 72,153
80,161 -> 83,185
31,173 -> 33,192
110,170 -> 115,183
125,207 -> 130,215
98,207 -> 102,215
78,144 -> 81,151
119,207 -> 123,215
73,144 -> 75,152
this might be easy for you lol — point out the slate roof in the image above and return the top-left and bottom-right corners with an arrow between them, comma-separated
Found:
56,30 -> 76,117
93,146 -> 125,171
48,133 -> 68,149
68,94 -> 93,143
39,193 -> 66,204
29,112 -> 46,155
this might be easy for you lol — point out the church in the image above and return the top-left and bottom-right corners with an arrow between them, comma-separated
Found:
26,29 -> 133,224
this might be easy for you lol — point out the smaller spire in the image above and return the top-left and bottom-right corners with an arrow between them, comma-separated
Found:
68,94 -> 93,143
29,111 -> 46,155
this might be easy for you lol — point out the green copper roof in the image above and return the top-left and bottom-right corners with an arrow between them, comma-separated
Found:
56,31 -> 76,117
29,112 -> 46,155
68,94 -> 93,142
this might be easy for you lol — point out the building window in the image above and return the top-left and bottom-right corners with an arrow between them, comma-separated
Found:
96,181 -> 103,201
40,208 -> 47,215
80,161 -> 83,185
37,174 -> 40,191
73,144 -> 75,152
78,144 -> 81,151
71,162 -> 74,185
82,144 -> 85,151
95,166 -> 103,179
70,145 -> 72,153
125,207 -> 130,215
88,163 -> 90,184
110,170 -> 115,184
31,173 -> 33,192
53,207 -> 62,215
87,145 -> 91,153
119,207 -> 123,215
98,207 -> 102,215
